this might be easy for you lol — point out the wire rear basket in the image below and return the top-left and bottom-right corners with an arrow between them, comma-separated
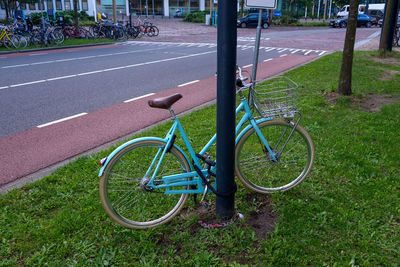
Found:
252,76 -> 298,118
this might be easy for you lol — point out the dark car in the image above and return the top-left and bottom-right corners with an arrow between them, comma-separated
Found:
237,13 -> 270,29
378,13 -> 400,27
330,14 -> 377,28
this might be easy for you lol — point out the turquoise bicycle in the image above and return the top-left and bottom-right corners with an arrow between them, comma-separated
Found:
98,67 -> 315,229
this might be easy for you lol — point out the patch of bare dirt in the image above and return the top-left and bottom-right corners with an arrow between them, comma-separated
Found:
379,69 -> 400,81
179,193 -> 277,239
324,92 -> 400,112
366,54 -> 400,67
245,193 -> 277,239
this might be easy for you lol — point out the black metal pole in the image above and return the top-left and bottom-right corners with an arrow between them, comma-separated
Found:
216,0 -> 237,220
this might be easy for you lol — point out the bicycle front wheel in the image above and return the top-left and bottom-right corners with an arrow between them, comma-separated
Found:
235,119 -> 315,193
99,140 -> 191,229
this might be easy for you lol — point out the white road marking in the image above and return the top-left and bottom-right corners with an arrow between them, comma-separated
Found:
124,93 -> 155,103
29,53 -> 48,56
280,54 -> 288,57
2,64 -> 29,68
0,86 -> 9,90
37,112 -> 87,128
46,75 -> 77,81
178,80 -> 200,87
1,50 -> 217,90
9,80 -> 46,87
1,47 -> 166,69
243,64 -> 253,68
263,58 -> 273,62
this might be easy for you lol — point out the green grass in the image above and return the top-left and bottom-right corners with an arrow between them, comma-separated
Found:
1,51 -> 399,266
0,38 -> 114,52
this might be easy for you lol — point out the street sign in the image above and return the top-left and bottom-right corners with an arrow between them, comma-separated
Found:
245,0 -> 277,9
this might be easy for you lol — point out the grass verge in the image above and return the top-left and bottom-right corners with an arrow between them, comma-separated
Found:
1,51 -> 399,266
0,38 -> 114,52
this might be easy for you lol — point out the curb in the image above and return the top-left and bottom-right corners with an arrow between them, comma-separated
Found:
0,41 -> 117,55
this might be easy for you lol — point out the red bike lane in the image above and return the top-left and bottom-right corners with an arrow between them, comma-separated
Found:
0,54 -> 318,191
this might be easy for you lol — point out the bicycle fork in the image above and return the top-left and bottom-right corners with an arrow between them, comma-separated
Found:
256,113 -> 302,162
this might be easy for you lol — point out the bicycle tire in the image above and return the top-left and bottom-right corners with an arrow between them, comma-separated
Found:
99,139 -> 191,229
3,34 -> 19,49
16,34 -> 28,48
151,25 -> 159,36
48,29 -> 64,45
235,118 -> 315,193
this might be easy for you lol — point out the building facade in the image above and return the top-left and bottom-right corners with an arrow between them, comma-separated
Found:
0,0 -> 208,19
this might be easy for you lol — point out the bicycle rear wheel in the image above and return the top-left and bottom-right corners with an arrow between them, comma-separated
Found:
3,34 -> 20,49
99,139 -> 191,229
235,119 -> 314,193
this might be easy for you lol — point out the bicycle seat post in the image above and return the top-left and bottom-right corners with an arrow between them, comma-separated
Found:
168,108 -> 176,120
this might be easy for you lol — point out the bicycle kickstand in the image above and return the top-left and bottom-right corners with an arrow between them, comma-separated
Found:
200,185 -> 211,210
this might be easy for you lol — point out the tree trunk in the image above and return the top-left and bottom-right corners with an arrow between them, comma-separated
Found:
239,0 -> 244,18
379,0 -> 398,53
73,0 -> 79,27
337,0 -> 359,96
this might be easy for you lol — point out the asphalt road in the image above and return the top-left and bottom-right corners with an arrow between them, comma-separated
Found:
0,36 -> 328,138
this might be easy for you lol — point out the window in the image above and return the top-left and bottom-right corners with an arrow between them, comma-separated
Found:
38,1 -> 45,10
56,0 -> 62,10
64,0 -> 71,10
18,2 -> 26,9
47,0 -> 54,9
81,0 -> 88,10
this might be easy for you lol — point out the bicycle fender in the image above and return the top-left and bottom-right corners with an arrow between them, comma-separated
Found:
235,117 -> 272,145
98,137 -> 191,177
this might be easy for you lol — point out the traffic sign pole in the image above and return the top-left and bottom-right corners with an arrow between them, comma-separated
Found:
215,0 -> 237,220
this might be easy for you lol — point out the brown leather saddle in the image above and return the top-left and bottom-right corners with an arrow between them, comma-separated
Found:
148,93 -> 182,110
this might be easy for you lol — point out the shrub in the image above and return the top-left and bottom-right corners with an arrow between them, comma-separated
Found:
183,11 -> 209,23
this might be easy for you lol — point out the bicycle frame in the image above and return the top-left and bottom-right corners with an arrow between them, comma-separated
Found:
0,29 -> 11,42
99,95 -> 276,195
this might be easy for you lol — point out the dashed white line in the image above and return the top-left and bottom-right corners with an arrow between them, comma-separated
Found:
291,49 -> 300,54
31,61 -> 54,65
9,80 -> 46,87
278,48 -> 288,53
46,75 -> 77,81
280,54 -> 288,57
2,64 -> 29,69
77,70 -> 105,76
178,80 -> 200,87
2,48 -> 166,69
243,64 -> 253,68
29,53 -> 48,56
37,112 -> 87,128
263,58 -> 273,62
319,51 -> 327,56
0,86 -> 9,90
304,50 -> 312,55
124,93 -> 155,103
1,50 -> 217,90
